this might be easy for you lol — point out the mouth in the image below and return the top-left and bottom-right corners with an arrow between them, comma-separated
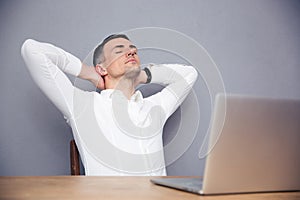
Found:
125,58 -> 137,64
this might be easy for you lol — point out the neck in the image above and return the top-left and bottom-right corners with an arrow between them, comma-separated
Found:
105,77 -> 136,99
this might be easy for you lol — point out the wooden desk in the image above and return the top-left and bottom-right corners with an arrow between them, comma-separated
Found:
0,176 -> 299,200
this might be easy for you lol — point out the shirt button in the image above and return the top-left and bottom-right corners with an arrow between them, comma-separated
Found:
143,149 -> 148,154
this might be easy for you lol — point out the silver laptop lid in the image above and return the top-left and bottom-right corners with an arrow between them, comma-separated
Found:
202,94 -> 300,194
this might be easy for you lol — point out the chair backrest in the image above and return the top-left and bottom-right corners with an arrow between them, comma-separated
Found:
70,139 -> 80,175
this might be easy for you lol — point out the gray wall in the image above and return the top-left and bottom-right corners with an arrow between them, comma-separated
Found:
1,0 -> 300,176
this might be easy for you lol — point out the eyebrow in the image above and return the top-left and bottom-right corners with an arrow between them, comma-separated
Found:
112,44 -> 137,51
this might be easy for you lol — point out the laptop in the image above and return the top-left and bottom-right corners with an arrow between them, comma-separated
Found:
151,93 -> 300,195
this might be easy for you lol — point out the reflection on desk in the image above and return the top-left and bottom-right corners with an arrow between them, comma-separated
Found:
0,176 -> 299,200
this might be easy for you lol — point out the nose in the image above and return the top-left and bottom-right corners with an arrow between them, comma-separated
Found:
126,48 -> 137,57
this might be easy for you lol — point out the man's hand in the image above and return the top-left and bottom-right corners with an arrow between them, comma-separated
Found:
134,69 -> 148,87
79,63 -> 105,90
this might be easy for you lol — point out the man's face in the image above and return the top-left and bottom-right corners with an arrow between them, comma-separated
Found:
101,38 -> 141,79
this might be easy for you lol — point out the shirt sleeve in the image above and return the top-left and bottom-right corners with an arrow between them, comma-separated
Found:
21,39 -> 82,122
146,64 -> 198,118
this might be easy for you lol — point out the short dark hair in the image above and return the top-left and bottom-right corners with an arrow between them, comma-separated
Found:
93,34 -> 130,66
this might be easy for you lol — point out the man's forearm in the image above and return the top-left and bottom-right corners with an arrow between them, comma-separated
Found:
149,64 -> 198,87
144,64 -> 198,118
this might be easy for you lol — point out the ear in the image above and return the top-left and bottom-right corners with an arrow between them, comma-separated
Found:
95,64 -> 108,76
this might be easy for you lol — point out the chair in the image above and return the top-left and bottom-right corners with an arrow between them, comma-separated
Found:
70,139 -> 81,175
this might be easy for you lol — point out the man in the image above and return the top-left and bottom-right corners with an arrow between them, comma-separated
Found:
21,34 -> 198,176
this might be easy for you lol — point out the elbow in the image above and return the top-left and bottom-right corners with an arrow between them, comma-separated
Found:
187,66 -> 198,84
190,66 -> 198,80
21,39 -> 36,58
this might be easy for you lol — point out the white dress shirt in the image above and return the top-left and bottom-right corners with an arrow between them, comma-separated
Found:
21,39 -> 198,176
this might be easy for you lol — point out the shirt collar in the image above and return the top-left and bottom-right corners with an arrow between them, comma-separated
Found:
100,89 -> 143,103
130,90 -> 143,102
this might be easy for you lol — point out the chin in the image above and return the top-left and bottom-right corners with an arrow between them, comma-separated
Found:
124,67 -> 141,79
